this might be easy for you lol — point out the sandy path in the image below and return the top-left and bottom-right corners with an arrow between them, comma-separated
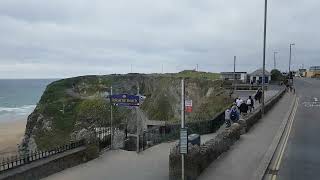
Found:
0,120 -> 26,157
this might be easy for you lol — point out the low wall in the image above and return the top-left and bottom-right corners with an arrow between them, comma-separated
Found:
169,124 -> 241,180
0,144 -> 99,180
169,88 -> 286,180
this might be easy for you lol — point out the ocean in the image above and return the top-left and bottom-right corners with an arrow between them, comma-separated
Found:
0,79 -> 56,122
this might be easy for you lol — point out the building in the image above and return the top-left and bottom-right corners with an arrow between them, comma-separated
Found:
306,66 -> 320,78
249,68 -> 271,84
298,69 -> 307,77
220,72 -> 247,83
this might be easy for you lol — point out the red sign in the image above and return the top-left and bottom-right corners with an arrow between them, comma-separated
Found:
185,100 -> 193,113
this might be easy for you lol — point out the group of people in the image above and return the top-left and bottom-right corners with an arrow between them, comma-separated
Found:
225,89 -> 262,128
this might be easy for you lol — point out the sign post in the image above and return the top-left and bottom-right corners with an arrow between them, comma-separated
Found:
136,84 -> 140,153
109,92 -> 141,152
110,86 -> 113,149
181,79 -> 186,180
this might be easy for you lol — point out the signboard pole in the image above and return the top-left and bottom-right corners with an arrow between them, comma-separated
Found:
181,79 -> 185,180
136,84 -> 140,153
110,86 -> 113,149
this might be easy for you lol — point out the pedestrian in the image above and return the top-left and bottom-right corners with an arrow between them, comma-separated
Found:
239,101 -> 248,115
255,88 -> 262,104
247,96 -> 254,112
236,98 -> 243,108
230,105 -> 240,123
225,108 -> 231,128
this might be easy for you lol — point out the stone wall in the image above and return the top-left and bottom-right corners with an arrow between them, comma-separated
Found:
169,88 -> 286,180
169,124 -> 241,180
0,144 -> 99,180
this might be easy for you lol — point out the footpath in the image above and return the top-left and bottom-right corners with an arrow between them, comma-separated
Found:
44,90 -> 283,180
198,93 -> 294,180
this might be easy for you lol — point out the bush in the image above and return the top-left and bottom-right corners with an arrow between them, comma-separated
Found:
271,69 -> 284,81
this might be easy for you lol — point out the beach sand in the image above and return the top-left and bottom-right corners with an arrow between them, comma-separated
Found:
0,119 -> 26,157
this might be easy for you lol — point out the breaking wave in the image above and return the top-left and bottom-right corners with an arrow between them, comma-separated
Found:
0,105 -> 36,116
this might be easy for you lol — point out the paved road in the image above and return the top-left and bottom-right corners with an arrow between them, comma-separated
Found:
277,78 -> 320,180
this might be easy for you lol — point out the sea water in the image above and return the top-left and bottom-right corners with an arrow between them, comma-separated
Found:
0,79 -> 56,122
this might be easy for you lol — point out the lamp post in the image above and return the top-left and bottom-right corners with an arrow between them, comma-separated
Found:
234,56 -> 236,92
289,43 -> 295,74
262,0 -> 268,115
274,51 -> 278,70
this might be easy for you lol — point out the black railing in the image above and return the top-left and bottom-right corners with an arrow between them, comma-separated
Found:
140,111 -> 225,150
0,140 -> 85,173
95,127 -> 112,150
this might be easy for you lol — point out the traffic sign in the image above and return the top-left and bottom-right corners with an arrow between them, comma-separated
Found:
110,94 -> 140,107
180,128 -> 188,154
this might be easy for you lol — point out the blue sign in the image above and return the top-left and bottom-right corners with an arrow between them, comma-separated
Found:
110,94 -> 140,107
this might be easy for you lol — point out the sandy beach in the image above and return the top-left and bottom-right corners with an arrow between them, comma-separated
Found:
0,118 -> 26,157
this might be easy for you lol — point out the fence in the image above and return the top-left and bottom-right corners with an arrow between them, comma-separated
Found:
140,111 -> 225,151
95,127 -> 112,150
0,140 -> 85,173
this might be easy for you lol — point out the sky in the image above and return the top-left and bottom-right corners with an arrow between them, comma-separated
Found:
0,0 -> 319,79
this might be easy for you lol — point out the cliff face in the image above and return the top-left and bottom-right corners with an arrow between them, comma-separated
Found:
20,73 -> 232,152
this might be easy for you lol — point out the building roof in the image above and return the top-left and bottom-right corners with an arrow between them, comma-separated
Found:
250,68 -> 270,76
220,72 -> 247,74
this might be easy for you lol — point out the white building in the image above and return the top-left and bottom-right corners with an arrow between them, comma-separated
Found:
249,68 -> 271,84
220,72 -> 247,83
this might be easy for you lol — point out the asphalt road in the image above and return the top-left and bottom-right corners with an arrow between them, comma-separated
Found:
277,78 -> 320,180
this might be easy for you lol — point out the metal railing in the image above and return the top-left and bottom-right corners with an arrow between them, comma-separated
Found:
140,111 -> 225,151
0,140 -> 85,173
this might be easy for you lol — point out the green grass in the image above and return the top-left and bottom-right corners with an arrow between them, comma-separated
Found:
170,70 -> 220,80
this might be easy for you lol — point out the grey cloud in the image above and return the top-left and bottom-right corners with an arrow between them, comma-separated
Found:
0,0 -> 319,78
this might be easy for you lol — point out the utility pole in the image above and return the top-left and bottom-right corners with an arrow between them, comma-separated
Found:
136,83 -> 140,153
181,79 -> 185,180
234,56 -> 236,91
262,0 -> 268,116
110,86 -> 113,149
274,51 -> 278,70
196,64 -> 199,71
289,43 -> 295,85
162,64 -> 164,74
289,43 -> 295,73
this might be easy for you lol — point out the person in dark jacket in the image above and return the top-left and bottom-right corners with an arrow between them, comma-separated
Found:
239,101 -> 248,115
255,88 -> 262,103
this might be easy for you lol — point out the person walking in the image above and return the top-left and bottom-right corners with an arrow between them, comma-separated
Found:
247,96 -> 254,112
230,105 -> 240,123
225,108 -> 231,128
239,101 -> 248,115
236,98 -> 243,108
255,88 -> 262,104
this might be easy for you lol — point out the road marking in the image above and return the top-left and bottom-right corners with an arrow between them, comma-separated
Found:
270,97 -> 299,180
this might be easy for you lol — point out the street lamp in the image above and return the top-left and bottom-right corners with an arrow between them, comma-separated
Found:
289,43 -> 295,74
262,0 -> 268,115
273,51 -> 278,70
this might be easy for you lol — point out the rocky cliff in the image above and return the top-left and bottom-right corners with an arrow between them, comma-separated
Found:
20,72 -> 232,152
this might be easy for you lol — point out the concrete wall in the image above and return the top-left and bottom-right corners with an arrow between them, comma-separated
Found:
169,89 -> 286,180
0,144 -> 99,180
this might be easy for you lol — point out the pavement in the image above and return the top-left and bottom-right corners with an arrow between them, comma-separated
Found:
198,92 -> 294,180
274,78 -> 320,180
43,130 -> 223,180
43,89 -> 281,180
